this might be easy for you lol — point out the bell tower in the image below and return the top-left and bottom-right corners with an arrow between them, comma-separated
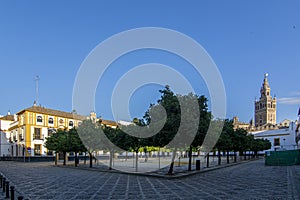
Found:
254,73 -> 277,127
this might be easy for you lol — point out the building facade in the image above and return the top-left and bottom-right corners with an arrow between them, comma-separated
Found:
253,122 -> 299,151
254,73 -> 277,127
3,104 -> 122,157
8,105 -> 86,157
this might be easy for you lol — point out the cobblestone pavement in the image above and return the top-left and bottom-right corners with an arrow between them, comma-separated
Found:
0,159 -> 299,200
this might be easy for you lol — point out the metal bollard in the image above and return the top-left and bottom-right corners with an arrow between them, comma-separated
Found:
6,181 -> 9,198
196,160 -> 200,171
0,175 -> 2,188
3,177 -> 6,192
10,186 -> 15,200
17,196 -> 23,200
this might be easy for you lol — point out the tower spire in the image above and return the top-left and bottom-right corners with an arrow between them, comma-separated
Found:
255,73 -> 277,127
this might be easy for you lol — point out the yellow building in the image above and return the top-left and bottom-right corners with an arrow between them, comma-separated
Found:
8,104 -> 86,156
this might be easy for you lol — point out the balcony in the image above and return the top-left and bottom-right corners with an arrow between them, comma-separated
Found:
33,134 -> 44,141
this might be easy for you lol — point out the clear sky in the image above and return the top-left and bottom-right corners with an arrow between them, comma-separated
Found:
0,1 -> 299,123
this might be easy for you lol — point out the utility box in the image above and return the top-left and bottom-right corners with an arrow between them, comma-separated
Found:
265,149 -> 300,166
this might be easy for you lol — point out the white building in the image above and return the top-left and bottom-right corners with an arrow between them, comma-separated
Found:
252,122 -> 299,151
0,131 -> 11,156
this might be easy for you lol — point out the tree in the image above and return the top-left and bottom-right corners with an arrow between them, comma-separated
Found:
68,128 -> 86,167
103,126 -> 121,170
143,86 -> 204,174
45,129 -> 69,165
115,119 -> 149,172
188,95 -> 210,171
45,128 -> 86,166
250,137 -> 271,157
77,120 -> 102,168
144,86 -> 181,175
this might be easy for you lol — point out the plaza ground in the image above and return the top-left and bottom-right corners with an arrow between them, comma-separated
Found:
0,159 -> 299,199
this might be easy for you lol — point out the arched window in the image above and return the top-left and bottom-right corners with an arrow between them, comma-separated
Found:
37,116 -> 43,123
69,121 -> 74,127
48,117 -> 54,124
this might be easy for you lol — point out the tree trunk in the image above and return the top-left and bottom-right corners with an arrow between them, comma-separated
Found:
55,152 -> 58,166
227,150 -> 230,164
109,150 -> 113,170
75,152 -> 78,167
188,145 -> 192,171
206,153 -> 210,168
167,147 -> 177,175
63,152 -> 66,166
89,152 -> 93,168
218,150 -> 221,165
158,148 -> 161,169
135,150 -> 139,172
234,152 -> 237,163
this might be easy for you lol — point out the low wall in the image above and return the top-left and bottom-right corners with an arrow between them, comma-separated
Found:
265,149 -> 300,166
0,156 -> 55,162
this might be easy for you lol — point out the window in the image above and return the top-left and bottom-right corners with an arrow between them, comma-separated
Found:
19,133 -> 24,141
34,144 -> 41,156
13,135 -> 17,142
69,121 -> 74,127
274,138 -> 280,146
34,128 -> 41,140
48,117 -> 54,124
48,128 -> 56,137
37,116 -> 43,123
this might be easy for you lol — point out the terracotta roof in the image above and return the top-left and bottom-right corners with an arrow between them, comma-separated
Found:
0,115 -> 15,121
16,106 -> 86,120
100,119 -> 118,126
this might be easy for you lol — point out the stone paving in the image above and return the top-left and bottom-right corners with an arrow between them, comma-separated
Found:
0,159 -> 299,199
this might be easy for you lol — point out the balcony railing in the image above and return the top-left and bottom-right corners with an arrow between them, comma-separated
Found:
33,134 -> 44,140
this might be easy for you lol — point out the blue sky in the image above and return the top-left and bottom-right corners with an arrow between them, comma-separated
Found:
0,1 -> 299,123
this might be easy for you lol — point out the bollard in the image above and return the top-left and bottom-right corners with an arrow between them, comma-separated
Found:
6,181 -> 9,198
3,177 -> 6,192
206,154 -> 209,168
0,175 -> 2,188
17,196 -> 23,200
10,186 -> 15,200
196,160 -> 200,171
